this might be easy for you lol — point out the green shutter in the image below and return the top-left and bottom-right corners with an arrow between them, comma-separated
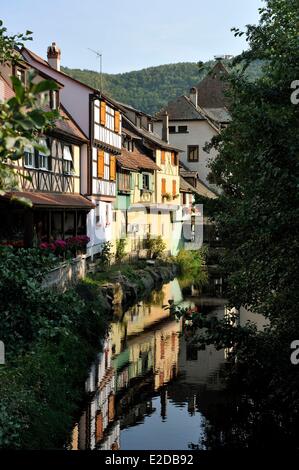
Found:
131,172 -> 135,190
139,173 -> 143,190
150,173 -> 154,191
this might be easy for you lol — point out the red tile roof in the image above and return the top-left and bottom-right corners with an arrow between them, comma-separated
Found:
57,105 -> 88,141
118,148 -> 160,172
0,75 -> 15,100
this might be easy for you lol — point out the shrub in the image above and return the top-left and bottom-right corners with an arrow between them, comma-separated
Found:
115,238 -> 127,263
146,234 -> 166,259
176,249 -> 207,287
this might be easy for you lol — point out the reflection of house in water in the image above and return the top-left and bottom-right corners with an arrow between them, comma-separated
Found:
71,279 -> 182,450
178,298 -> 227,391
154,319 -> 181,390
71,336 -> 120,450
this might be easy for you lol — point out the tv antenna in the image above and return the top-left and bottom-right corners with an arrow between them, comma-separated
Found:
88,47 -> 103,92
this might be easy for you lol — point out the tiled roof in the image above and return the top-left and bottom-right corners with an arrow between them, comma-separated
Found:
180,176 -> 194,193
0,75 -> 15,100
155,95 -> 205,121
57,106 -> 88,141
118,147 -> 160,171
202,107 -> 231,124
124,116 -> 182,152
3,191 -> 95,209
196,62 -> 229,109
155,62 -> 231,125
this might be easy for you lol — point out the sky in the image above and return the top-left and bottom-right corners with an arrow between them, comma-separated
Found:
1,0 -> 264,74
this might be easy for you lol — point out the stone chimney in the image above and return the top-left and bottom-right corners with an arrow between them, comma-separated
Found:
189,87 -> 198,107
47,42 -> 61,71
162,111 -> 169,144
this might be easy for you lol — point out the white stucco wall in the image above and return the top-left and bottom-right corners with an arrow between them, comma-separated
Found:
22,51 -> 91,136
87,199 -> 113,258
154,120 -> 219,188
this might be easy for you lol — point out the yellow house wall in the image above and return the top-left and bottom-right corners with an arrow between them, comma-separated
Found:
155,149 -> 180,204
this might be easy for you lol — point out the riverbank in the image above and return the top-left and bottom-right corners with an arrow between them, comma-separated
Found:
0,247 -> 179,449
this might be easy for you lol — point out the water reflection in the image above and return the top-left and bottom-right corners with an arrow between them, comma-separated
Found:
71,277 -> 265,450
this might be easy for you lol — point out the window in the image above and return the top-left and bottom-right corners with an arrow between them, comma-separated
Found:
16,68 -> 25,84
161,178 -> 166,195
161,150 -> 165,164
24,145 -> 35,168
118,169 -> 131,192
106,105 -> 115,131
63,145 -> 73,174
187,145 -> 199,162
104,152 -> 110,180
169,126 -> 176,134
178,125 -> 188,133
143,173 -> 150,190
186,343 -> 198,361
38,139 -> 49,170
50,90 -> 59,110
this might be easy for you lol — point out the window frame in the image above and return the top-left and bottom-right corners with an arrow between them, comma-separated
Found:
24,146 -> 35,168
38,138 -> 50,170
187,145 -> 199,162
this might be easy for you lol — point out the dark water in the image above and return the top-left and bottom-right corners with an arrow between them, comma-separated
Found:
70,278 -> 266,450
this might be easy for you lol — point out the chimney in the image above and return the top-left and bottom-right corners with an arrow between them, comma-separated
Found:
189,87 -> 198,107
47,42 -> 61,71
162,111 -> 169,143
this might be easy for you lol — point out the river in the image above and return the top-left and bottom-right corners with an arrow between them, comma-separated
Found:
70,275 -> 268,450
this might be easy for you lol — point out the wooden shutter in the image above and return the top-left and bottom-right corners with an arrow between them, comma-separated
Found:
139,173 -> 143,190
97,149 -> 104,179
172,180 -> 176,196
171,152 -> 177,165
161,178 -> 166,195
110,155 -> 116,180
100,101 -> 106,126
95,411 -> 103,442
161,150 -> 165,164
150,173 -> 154,192
114,111 -> 120,133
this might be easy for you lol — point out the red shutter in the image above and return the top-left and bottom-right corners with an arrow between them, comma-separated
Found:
161,150 -> 165,164
161,178 -> 166,195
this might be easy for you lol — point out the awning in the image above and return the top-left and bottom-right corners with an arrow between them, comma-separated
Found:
2,191 -> 95,210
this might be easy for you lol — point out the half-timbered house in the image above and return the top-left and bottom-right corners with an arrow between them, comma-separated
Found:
0,58 -> 94,248
21,43 -> 123,257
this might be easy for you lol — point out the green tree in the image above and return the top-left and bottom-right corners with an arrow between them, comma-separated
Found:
178,0 -> 299,447
208,0 -> 299,321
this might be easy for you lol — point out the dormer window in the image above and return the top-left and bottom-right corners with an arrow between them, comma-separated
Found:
16,68 -> 26,84
50,90 -> 59,110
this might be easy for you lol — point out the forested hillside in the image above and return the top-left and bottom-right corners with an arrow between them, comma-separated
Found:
62,59 -> 264,114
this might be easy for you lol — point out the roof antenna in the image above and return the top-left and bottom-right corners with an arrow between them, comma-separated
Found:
88,48 -> 103,92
